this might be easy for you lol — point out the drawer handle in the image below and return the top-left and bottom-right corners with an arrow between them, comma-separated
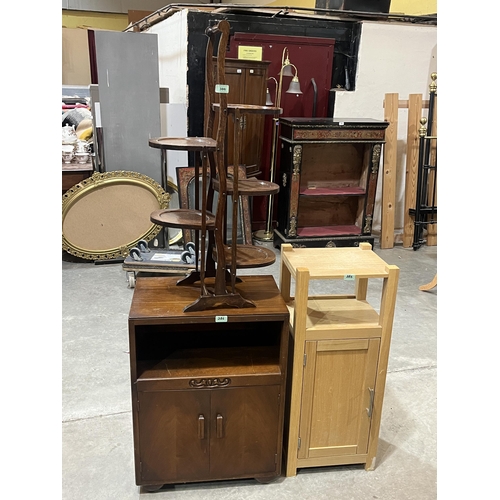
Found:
198,414 -> 205,439
189,378 -> 231,388
366,387 -> 375,418
216,414 -> 224,438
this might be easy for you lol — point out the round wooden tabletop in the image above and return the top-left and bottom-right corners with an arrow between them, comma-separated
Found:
213,178 -> 280,196
215,244 -> 276,269
150,208 -> 216,230
149,137 -> 218,151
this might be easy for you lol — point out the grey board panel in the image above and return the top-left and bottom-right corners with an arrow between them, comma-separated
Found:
94,30 -> 162,184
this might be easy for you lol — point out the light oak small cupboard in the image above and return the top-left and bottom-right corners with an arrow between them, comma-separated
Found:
279,243 -> 399,474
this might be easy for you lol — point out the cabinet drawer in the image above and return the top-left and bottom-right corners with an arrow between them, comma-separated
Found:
290,127 -> 385,142
137,372 -> 282,391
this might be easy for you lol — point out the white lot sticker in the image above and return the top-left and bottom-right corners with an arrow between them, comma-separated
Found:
215,84 -> 229,94
150,254 -> 181,262
215,315 -> 228,323
344,274 -> 355,280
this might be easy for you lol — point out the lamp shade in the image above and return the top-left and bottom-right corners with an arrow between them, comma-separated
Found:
281,64 -> 295,77
265,88 -> 274,106
286,77 -> 302,95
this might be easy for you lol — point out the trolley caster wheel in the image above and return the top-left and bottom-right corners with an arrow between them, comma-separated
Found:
127,272 -> 136,289
137,239 -> 151,253
185,241 -> 196,253
181,250 -> 195,264
129,247 -> 143,262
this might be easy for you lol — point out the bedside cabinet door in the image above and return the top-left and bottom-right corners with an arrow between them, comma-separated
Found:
209,386 -> 281,478
298,338 -> 380,460
137,390 -> 211,483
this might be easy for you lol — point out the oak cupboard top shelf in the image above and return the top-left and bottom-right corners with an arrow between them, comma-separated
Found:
286,297 -> 381,333
281,245 -> 391,279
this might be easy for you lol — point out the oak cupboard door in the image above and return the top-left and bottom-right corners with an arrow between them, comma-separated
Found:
210,385 -> 281,478
298,338 -> 380,460
138,390 -> 211,483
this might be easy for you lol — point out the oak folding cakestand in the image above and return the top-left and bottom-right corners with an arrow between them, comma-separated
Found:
148,20 -> 281,312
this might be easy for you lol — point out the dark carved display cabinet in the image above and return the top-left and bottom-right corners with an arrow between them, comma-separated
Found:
274,118 -> 389,248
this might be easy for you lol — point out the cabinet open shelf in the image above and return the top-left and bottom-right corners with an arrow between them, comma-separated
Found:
286,297 -> 381,333
137,346 -> 281,382
297,225 -> 362,237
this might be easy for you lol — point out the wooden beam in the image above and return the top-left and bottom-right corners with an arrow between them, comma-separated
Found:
403,94 -> 422,247
380,93 -> 398,249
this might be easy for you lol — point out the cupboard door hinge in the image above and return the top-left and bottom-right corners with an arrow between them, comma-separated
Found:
137,399 -> 140,412
298,437 -> 301,450
303,353 -> 307,366
275,453 -> 278,464
278,392 -> 281,406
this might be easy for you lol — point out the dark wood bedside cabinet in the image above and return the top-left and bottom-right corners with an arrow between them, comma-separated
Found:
128,274 -> 289,491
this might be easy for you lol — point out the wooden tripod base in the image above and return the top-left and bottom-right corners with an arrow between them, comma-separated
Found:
183,292 -> 256,312
176,270 -> 242,287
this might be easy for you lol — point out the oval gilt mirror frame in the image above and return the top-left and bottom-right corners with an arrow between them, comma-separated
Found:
62,170 -> 170,260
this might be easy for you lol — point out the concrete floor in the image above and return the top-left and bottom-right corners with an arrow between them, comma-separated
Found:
62,240 -> 437,499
